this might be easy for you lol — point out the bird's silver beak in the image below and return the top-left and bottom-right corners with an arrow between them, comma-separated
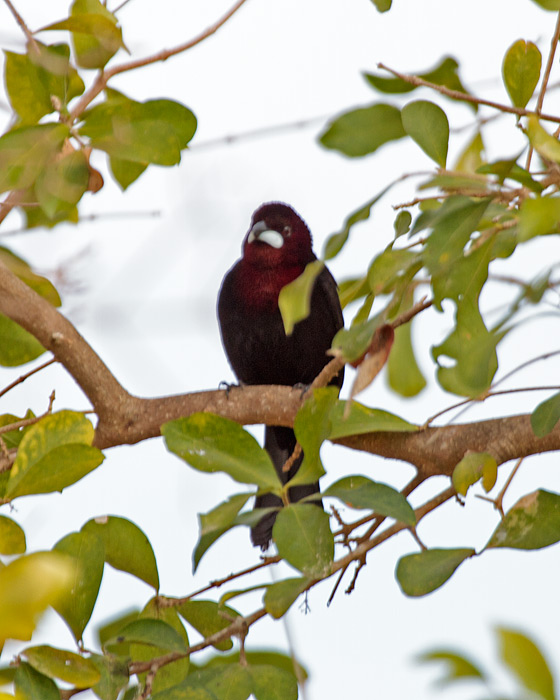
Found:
247,220 -> 284,249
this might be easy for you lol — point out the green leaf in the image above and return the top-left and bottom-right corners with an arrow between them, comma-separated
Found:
401,100 -> 449,167
6,411 -> 104,499
319,103 -> 405,157
0,315 -> 45,367
177,599 -> 240,652
193,493 -> 252,572
249,665 -> 298,700
531,391 -> 560,436
0,552 -> 73,644
432,299 -> 500,397
278,260 -> 324,335
364,56 -> 475,110
96,608 -> 140,656
454,131 -> 485,173
371,0 -> 392,11
367,246 -> 419,296
263,576 -> 310,619
4,42 -> 84,124
396,548 -> 475,597
497,627 -> 555,700
477,158 -> 543,192
518,196 -> 560,241
0,124 -> 69,194
331,314 -> 380,363
393,210 -> 412,238
81,516 -> 159,590
502,40 -> 542,109
40,0 -> 126,69
0,247 -> 61,306
80,90 -> 196,165
0,515 -> 26,554
35,149 -> 90,219
15,663 -> 59,700
52,530 -> 105,642
417,650 -> 484,685
325,475 -> 416,526
289,387 -> 338,488
526,115 -> 560,163
131,600 -> 189,694
22,645 -> 100,687
108,619 -> 188,654
387,317 -> 426,398
486,489 -> 560,550
273,504 -> 333,577
162,414 -> 280,490
329,399 -> 416,438
109,157 -> 147,191
452,452 -> 498,496
529,0 -> 560,8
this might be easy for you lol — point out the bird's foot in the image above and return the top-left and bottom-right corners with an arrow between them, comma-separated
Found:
293,382 -> 311,399
219,380 -> 243,398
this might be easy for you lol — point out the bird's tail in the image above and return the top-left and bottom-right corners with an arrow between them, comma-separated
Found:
250,425 -> 321,550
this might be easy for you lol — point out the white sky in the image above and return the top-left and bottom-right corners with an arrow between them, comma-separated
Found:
0,1 -> 559,698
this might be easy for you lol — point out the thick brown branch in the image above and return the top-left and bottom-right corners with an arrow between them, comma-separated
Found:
0,261 -> 558,473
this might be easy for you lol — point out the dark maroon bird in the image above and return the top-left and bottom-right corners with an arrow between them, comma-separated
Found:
217,202 -> 344,549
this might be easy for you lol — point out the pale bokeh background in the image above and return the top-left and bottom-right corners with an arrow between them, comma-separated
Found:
0,1 -> 559,698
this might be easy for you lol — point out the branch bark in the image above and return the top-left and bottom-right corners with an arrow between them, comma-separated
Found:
0,261 -> 558,478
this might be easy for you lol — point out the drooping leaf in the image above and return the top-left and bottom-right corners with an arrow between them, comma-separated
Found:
486,489 -> 560,550
396,548 -> 475,597
6,411 -> 104,499
109,157 -> 147,191
497,627 -> 555,700
162,414 -> 280,491
452,452 -> 498,496
531,391 -> 560,437
289,387 -> 338,488
0,124 -> 68,194
325,475 -> 416,526
393,210 -> 412,238
454,131 -> 485,173
273,504 -> 333,577
401,100 -> 449,167
81,516 -> 159,590
22,645 -> 100,687
319,103 -> 405,157
263,577 -> 310,619
192,493 -> 253,572
278,260 -> 324,335
52,530 -> 105,642
80,90 -> 196,166
177,599 -> 240,651
502,40 -> 542,109
0,552 -> 73,644
0,515 -> 26,554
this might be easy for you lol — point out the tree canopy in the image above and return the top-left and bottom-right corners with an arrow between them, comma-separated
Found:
0,0 -> 558,699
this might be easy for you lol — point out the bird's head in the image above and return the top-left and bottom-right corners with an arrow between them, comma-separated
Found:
242,202 -> 315,268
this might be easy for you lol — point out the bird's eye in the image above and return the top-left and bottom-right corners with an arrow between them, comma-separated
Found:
283,225 -> 292,237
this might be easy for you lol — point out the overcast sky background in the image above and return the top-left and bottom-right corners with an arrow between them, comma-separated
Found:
0,1 -> 559,698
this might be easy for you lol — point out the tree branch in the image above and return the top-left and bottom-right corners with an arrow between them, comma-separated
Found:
0,261 -> 558,476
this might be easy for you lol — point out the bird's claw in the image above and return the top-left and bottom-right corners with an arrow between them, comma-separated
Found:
219,380 -> 243,398
293,382 -> 311,399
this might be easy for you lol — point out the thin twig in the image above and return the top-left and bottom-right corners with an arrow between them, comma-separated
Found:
377,62 -> 560,125
67,0 -> 250,122
0,357 -> 56,400
477,457 -> 524,517
2,0 -> 39,52
526,9 -> 560,169
0,390 -> 55,437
